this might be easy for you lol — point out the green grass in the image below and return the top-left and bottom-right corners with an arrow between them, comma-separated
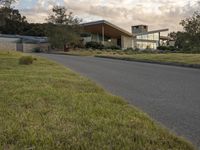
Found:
0,51 -> 195,149
96,53 -> 200,65
57,49 -> 200,66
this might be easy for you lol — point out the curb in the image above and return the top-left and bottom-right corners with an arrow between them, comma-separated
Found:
95,55 -> 200,69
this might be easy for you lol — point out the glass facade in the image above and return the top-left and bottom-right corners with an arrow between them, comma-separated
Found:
136,42 -> 157,49
136,33 -> 159,41
136,33 -> 160,49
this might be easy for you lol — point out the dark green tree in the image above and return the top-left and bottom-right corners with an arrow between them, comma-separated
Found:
179,11 -> 200,51
0,7 -> 27,34
169,11 -> 200,52
46,5 -> 82,51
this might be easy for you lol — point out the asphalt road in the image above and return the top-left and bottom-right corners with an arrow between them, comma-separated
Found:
38,53 -> 200,147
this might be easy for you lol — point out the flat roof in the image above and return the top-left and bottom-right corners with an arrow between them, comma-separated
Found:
82,20 -> 133,38
132,25 -> 148,27
0,34 -> 48,43
134,29 -> 169,36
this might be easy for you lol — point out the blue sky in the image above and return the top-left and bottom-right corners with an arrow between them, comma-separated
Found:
14,0 -> 200,32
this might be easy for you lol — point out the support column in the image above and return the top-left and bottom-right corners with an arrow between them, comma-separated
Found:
102,25 -> 105,45
158,32 -> 161,47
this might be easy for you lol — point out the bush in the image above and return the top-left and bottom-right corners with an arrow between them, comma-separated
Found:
33,47 -> 41,53
85,41 -> 104,50
157,46 -> 177,51
106,45 -> 121,50
19,56 -> 34,65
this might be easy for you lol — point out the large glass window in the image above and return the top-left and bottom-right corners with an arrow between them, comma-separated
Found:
137,41 -> 157,49
136,32 -> 160,41
136,32 -> 160,49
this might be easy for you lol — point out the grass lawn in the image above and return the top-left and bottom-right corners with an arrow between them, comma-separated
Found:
56,49 -> 200,66
96,53 -> 200,65
0,51 -> 195,149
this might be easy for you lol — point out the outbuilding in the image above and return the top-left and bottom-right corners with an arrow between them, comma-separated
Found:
0,34 -> 49,52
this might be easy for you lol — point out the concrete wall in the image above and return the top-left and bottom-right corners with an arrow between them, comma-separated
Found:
121,36 -> 133,49
0,41 -> 16,51
0,37 -> 20,51
23,43 -> 50,53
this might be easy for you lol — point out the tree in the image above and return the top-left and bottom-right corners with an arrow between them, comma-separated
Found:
0,7 -> 27,34
180,11 -> 200,36
46,5 -> 82,51
169,11 -> 200,52
180,11 -> 200,51
47,6 -> 81,25
47,25 -> 80,50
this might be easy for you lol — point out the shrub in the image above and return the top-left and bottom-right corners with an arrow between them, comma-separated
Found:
106,45 -> 121,50
125,47 -> 134,51
33,47 -> 41,53
19,56 -> 34,65
157,46 -> 177,51
85,41 -> 104,50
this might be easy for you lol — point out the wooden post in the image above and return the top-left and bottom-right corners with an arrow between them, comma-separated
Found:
158,32 -> 161,47
102,25 -> 105,45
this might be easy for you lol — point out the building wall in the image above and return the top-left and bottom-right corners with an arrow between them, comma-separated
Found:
23,43 -> 50,53
0,37 -> 20,51
121,36 -> 133,49
0,41 -> 17,51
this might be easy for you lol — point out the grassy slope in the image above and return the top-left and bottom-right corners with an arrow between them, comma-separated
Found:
57,49 -> 200,65
97,53 -> 200,65
0,51 -> 195,150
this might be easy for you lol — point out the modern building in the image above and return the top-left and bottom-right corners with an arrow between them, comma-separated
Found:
82,20 -> 170,50
0,34 -> 49,52
82,20 -> 133,49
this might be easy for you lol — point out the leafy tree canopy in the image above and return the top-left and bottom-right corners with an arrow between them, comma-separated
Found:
46,5 -> 82,51
46,5 -> 81,25
180,11 -> 200,36
169,11 -> 200,52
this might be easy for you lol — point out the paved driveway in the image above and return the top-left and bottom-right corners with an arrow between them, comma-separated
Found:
37,53 -> 200,147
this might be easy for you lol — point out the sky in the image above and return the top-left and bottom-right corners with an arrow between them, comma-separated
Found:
14,0 -> 200,32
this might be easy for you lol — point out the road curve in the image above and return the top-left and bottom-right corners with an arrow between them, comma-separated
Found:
37,53 -> 200,147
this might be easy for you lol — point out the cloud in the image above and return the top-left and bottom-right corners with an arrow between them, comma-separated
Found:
17,0 -> 200,32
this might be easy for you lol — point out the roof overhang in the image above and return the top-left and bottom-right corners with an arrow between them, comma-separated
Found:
81,20 -> 133,38
134,29 -> 169,36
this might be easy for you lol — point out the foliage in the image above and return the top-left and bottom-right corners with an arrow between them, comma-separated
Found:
180,11 -> 200,36
46,6 -> 82,50
169,11 -> 200,53
0,4 -> 49,36
23,23 -> 48,36
47,24 -> 80,50
19,56 -> 34,65
157,46 -> 176,51
85,41 -> 104,50
46,6 -> 81,25
33,47 -> 41,53
106,45 -> 121,50
0,6 -> 28,34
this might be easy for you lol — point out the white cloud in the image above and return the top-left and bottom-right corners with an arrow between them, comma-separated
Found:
17,0 -> 200,32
